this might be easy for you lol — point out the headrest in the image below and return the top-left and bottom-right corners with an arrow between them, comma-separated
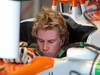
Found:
87,30 -> 100,48
67,47 -> 97,60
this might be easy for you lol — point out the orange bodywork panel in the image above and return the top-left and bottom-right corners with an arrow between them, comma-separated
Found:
0,56 -> 54,75
52,0 -> 57,6
60,0 -> 72,3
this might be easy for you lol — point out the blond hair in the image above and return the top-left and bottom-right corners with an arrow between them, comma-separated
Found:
32,7 -> 69,43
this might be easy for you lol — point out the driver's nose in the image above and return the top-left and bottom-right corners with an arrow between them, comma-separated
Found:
43,42 -> 48,51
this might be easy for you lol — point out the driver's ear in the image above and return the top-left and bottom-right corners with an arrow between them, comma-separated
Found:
60,37 -> 65,47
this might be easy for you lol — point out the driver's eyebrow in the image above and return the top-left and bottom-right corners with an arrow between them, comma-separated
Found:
37,36 -> 57,42
37,37 -> 43,41
48,39 -> 56,41
48,38 -> 57,42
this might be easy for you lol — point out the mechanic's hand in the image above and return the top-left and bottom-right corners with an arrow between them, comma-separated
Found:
3,42 -> 36,64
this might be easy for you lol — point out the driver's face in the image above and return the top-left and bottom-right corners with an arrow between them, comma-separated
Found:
37,28 -> 63,57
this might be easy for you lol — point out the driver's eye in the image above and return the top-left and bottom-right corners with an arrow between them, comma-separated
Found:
48,40 -> 55,44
